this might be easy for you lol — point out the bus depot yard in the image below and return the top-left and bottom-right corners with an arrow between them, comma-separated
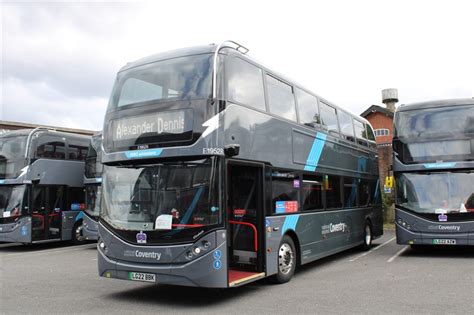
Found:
1,41 -> 473,314
1,230 -> 473,314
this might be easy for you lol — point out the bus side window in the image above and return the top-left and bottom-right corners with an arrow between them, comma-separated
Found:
354,120 -> 368,147
36,141 -> 66,159
358,179 -> 371,207
338,111 -> 355,142
324,175 -> 342,209
301,175 -> 324,211
266,75 -> 297,122
226,56 -> 266,111
68,145 -> 88,160
295,88 -> 320,128
365,124 -> 377,149
271,171 -> 299,213
68,187 -> 85,210
320,102 -> 340,137
343,177 -> 357,208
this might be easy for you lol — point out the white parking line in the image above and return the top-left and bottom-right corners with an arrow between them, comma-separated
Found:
387,246 -> 409,263
0,243 -> 96,259
349,236 -> 396,262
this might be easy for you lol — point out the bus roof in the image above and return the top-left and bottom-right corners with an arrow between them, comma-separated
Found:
397,98 -> 474,112
119,45 -> 215,72
0,128 -> 90,141
118,42 -> 372,128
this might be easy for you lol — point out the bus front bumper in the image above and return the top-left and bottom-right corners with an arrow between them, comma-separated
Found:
395,209 -> 474,246
0,217 -> 32,243
97,226 -> 229,288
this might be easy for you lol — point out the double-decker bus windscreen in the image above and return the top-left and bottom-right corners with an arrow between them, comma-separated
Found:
0,185 -> 26,219
101,157 -> 220,244
85,139 -> 103,178
396,171 -> 474,215
394,105 -> 474,163
107,54 -> 213,109
0,136 -> 27,179
85,185 -> 102,218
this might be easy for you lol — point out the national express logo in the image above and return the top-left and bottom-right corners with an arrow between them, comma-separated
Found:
322,222 -> 348,235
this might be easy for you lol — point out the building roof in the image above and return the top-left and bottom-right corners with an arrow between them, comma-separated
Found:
0,120 -> 96,136
360,105 -> 394,118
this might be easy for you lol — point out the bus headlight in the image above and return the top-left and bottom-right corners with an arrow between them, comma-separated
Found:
193,247 -> 201,255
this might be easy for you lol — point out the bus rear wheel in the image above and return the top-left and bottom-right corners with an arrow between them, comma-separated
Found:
270,235 -> 296,284
72,221 -> 86,245
361,221 -> 372,251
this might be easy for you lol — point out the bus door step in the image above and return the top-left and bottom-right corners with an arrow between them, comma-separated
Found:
228,269 -> 265,287
232,249 -> 257,265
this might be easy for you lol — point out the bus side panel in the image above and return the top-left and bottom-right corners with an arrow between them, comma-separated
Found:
297,209 -> 367,264
222,105 -> 377,174
0,216 -> 32,243
266,209 -> 378,269
265,216 -> 288,276
61,210 -> 82,241
82,213 -> 99,241
27,159 -> 85,187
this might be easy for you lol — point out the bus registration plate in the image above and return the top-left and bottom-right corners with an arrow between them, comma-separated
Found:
432,239 -> 456,245
129,272 -> 156,283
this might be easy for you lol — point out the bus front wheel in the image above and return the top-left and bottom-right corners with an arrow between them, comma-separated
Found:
361,221 -> 372,251
72,221 -> 86,245
270,235 -> 296,284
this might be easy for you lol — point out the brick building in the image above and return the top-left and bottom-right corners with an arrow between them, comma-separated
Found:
360,105 -> 394,189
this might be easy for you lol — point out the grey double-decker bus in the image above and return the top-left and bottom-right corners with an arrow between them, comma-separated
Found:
98,41 -> 382,288
393,99 -> 474,246
0,128 -> 90,244
82,133 -> 103,241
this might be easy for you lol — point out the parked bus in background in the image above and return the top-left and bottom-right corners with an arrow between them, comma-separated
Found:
82,133 -> 103,241
98,41 -> 382,288
0,128 -> 90,244
393,99 -> 474,247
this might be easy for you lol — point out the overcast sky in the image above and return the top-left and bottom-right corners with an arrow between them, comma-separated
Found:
1,0 -> 473,131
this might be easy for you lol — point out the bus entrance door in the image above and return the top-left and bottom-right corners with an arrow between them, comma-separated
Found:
227,162 -> 265,287
31,186 -> 63,241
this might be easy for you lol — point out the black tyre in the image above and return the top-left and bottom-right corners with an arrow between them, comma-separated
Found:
72,221 -> 86,245
270,235 -> 296,284
360,221 -> 372,251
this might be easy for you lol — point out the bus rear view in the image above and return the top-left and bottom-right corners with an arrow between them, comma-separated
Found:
393,99 -> 474,246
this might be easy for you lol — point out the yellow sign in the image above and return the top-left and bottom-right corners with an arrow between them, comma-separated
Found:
385,176 -> 394,188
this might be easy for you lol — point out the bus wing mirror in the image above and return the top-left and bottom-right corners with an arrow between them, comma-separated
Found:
224,144 -> 240,157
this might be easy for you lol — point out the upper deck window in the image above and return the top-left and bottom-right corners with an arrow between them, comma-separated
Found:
295,88 -> 320,127
266,75 -> 297,122
354,120 -> 368,146
320,102 -> 340,136
226,57 -> 266,111
338,111 -> 355,142
108,54 -> 213,109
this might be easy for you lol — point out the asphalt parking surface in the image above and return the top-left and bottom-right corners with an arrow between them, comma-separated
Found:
1,230 -> 473,314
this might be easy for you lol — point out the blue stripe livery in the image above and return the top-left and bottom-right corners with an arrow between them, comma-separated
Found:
304,133 -> 327,171
75,211 -> 84,222
0,180 -> 4,184
423,162 -> 456,169
125,148 -> 163,159
281,214 -> 300,235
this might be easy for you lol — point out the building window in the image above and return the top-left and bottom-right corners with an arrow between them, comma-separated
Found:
374,129 -> 390,137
